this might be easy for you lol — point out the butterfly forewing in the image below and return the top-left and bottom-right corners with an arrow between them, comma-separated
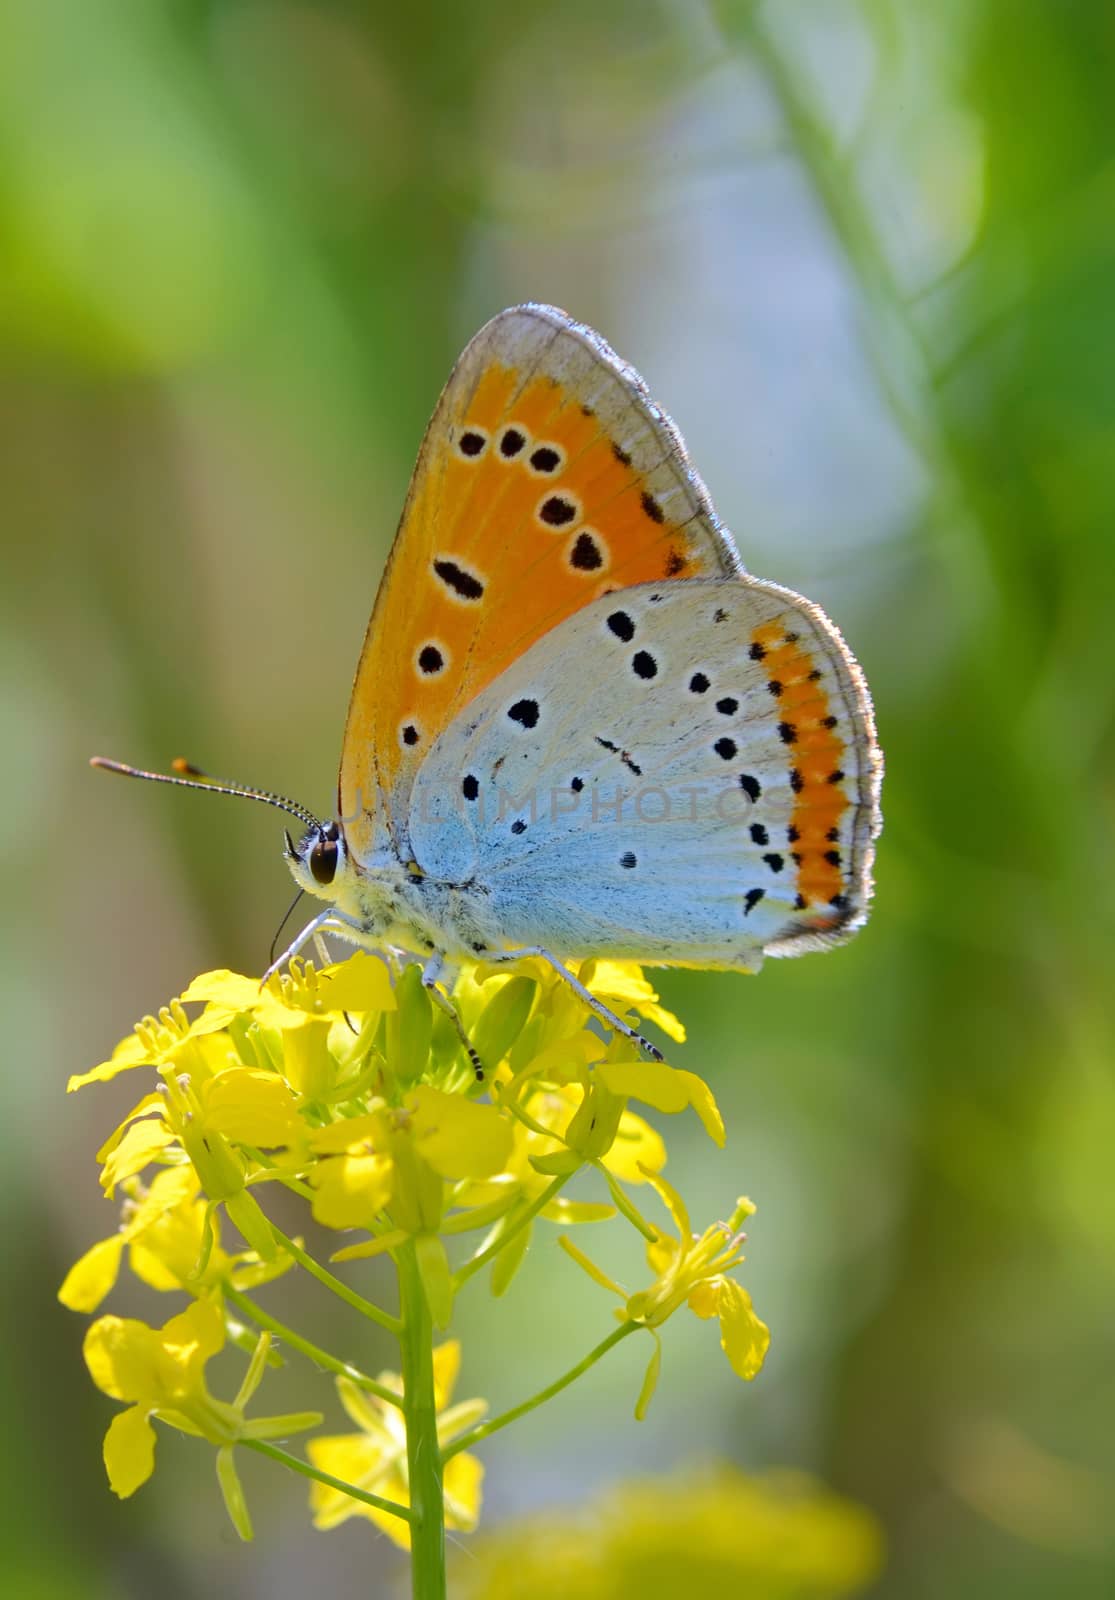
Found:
340,304 -> 741,859
407,578 -> 881,968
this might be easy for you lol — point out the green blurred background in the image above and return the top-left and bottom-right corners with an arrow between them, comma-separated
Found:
4,0 -> 1114,1595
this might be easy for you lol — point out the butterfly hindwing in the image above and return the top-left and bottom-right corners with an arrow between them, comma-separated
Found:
407,578 -> 881,967
340,304 -> 741,859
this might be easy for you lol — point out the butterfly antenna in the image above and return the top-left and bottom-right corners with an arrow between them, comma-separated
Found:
89,756 -> 322,830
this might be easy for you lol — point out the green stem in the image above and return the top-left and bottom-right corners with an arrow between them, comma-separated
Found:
452,1174 -> 570,1291
442,1321 -> 638,1463
241,1437 -> 413,1525
225,1286 -> 403,1409
398,1240 -> 446,1600
268,1221 -> 402,1335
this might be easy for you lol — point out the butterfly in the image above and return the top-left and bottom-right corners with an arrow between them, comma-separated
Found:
95,305 -> 882,1066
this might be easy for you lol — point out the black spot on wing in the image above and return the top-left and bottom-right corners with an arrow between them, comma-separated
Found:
433,557 -> 484,601
458,429 -> 486,458
538,494 -> 578,528
507,699 -> 540,729
418,644 -> 444,675
570,531 -> 603,571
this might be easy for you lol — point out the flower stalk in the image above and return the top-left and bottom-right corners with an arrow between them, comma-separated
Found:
398,1240 -> 447,1600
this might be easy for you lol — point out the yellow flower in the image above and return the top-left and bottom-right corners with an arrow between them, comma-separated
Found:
68,955 -> 395,1095
311,1087 -> 514,1234
560,1176 -> 769,1413
84,1298 -> 320,1536
59,1167 -> 293,1314
450,1465 -> 883,1599
308,1340 -> 486,1550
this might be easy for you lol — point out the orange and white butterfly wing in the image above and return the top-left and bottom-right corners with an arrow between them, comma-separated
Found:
340,304 -> 741,861
407,577 -> 880,966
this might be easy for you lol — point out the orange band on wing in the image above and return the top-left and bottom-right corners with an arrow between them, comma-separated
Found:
750,619 -> 851,922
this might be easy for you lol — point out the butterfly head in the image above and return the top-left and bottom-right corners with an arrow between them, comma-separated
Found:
285,818 -> 352,904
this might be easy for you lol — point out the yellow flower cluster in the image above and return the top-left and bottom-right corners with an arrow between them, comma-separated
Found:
451,1465 -> 884,1599
61,952 -> 769,1547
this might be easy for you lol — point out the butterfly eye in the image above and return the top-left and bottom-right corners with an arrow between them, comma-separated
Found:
309,835 -> 340,885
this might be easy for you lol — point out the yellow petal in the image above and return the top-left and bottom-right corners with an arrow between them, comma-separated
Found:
179,970 -> 261,1011
161,1298 -> 226,1379
583,960 -> 655,1003
58,1235 -> 125,1312
639,1001 -> 686,1044
201,1069 -> 303,1147
103,1405 -> 157,1497
337,1374 -> 395,1432
717,1278 -> 770,1381
316,953 -> 396,1014
95,1093 -> 167,1169
310,1153 -> 393,1230
129,1237 -> 195,1293
597,1062 -> 724,1147
307,1434 -> 397,1530
310,1112 -> 384,1155
68,1032 -> 150,1092
431,1340 -> 461,1410
511,1032 -> 604,1091
687,1278 -> 721,1320
124,1164 -> 199,1231
583,962 -> 686,1042
444,1450 -> 484,1533
407,1086 -> 513,1180
99,1118 -> 175,1197
84,1315 -> 159,1404
279,1018 -> 334,1100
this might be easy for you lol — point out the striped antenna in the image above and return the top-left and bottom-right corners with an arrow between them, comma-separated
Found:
90,756 -> 322,830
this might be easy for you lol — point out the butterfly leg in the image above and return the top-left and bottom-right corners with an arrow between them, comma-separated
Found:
421,953 -> 485,1081
261,908 -> 364,985
482,947 -> 664,1061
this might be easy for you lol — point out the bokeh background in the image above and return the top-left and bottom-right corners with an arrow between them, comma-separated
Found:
4,1 -> 1114,1595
